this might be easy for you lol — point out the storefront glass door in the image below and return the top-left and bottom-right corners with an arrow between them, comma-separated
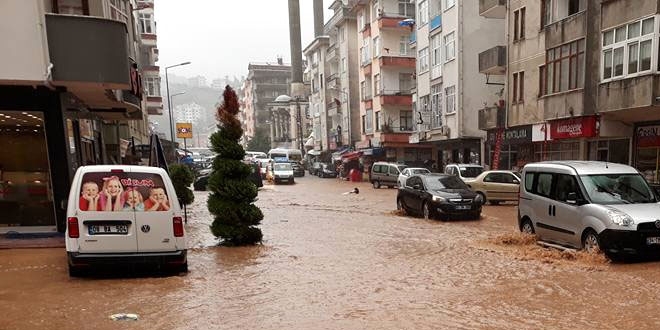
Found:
637,147 -> 660,184
0,111 -> 56,232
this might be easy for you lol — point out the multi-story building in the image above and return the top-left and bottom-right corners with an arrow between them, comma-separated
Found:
174,102 -> 204,124
138,0 -> 163,118
304,35 -> 332,151
348,0 -> 428,164
0,0 -> 153,233
407,0 -> 504,169
242,59 -> 292,144
187,75 -> 207,88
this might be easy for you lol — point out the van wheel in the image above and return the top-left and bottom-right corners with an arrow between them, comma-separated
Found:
520,218 -> 535,234
373,181 -> 381,189
582,229 -> 601,253
68,264 -> 85,277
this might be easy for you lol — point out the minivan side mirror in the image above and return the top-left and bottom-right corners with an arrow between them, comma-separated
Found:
566,192 -> 586,205
512,179 -> 520,184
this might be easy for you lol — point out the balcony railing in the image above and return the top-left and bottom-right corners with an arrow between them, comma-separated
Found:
478,106 -> 505,131
380,131 -> 413,143
379,56 -> 416,68
479,0 -> 506,19
379,90 -> 413,106
478,46 -> 506,75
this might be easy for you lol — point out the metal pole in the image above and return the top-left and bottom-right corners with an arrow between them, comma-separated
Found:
296,98 -> 304,156
166,68 -> 176,163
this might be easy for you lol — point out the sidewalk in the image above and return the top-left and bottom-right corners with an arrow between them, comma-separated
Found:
0,232 -> 65,249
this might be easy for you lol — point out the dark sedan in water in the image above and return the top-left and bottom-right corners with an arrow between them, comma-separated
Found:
194,163 -> 263,191
396,174 -> 483,220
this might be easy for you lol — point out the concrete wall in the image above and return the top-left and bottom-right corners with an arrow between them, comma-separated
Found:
442,3 -> 459,138
598,75 -> 659,112
543,90 -> 584,120
0,0 -> 50,83
601,0 -> 658,30
545,11 -> 586,49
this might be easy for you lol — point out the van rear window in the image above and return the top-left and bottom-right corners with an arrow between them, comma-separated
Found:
79,172 -> 170,212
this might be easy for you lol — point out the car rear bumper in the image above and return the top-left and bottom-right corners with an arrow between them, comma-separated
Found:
68,250 -> 187,266
599,229 -> 660,255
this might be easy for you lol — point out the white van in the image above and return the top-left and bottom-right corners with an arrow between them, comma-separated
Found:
65,165 -> 187,276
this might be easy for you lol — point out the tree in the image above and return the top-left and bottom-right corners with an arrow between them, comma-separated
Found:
208,86 -> 263,245
168,164 -> 194,206
246,127 -> 271,153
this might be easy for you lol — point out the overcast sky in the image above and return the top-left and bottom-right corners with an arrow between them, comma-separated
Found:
155,0 -> 334,81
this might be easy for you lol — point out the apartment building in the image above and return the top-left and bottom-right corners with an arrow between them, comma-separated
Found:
0,0 -> 153,233
348,0 -> 428,164
242,60 -> 291,144
407,0 -> 505,169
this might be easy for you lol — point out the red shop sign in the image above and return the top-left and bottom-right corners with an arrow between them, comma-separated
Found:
550,116 -> 599,140
637,125 -> 660,148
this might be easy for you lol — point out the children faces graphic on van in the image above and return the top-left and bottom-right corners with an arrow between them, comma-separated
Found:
79,172 -> 169,212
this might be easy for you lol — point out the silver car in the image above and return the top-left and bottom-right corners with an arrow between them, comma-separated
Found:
518,161 -> 659,257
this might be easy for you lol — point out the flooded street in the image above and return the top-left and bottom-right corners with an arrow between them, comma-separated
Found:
3,176 -> 660,329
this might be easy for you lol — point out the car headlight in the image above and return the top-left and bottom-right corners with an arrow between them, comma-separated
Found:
474,194 -> 484,203
606,208 -> 635,227
432,195 -> 445,202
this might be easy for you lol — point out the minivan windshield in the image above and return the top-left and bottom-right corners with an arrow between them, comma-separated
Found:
460,167 -> 483,178
274,163 -> 292,171
424,176 -> 468,190
580,174 -> 656,204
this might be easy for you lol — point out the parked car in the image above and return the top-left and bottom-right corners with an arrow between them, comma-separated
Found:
464,170 -> 520,205
65,165 -> 187,276
396,173 -> 482,220
444,164 -> 484,181
292,162 -> 305,177
309,162 -> 323,176
398,167 -> 431,187
518,161 -> 660,257
194,162 -> 263,191
273,162 -> 295,184
318,163 -> 338,178
371,162 -> 408,189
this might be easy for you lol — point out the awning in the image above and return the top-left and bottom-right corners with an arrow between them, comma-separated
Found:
341,151 -> 363,162
307,149 -> 321,156
331,146 -> 351,160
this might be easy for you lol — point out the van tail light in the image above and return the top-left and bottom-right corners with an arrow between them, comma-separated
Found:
68,217 -> 80,238
173,217 -> 184,237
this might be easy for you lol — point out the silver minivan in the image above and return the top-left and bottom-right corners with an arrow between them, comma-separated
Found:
519,161 -> 660,256
370,162 -> 407,189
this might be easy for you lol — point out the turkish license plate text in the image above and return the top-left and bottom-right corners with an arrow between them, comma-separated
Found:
646,237 -> 660,245
89,225 -> 128,235
455,205 -> 471,210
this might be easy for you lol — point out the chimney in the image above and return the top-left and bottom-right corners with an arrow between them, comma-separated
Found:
313,0 -> 324,38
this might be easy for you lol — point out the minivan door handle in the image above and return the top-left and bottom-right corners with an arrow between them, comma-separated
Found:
548,205 -> 552,216
552,205 -> 556,216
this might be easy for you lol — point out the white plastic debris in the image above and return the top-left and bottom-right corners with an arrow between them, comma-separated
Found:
109,313 -> 139,321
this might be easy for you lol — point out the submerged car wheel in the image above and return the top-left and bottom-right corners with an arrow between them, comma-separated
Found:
582,229 -> 601,253
520,218 -> 535,234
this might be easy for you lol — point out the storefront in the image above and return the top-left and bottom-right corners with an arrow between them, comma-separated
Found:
634,123 -> 660,184
540,115 -> 599,162
430,138 -> 481,169
485,125 -> 533,171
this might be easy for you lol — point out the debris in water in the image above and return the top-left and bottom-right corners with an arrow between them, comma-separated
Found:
342,187 -> 360,195
110,313 -> 139,321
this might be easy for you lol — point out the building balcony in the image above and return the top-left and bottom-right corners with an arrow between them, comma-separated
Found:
377,13 -> 411,30
327,45 -> 338,62
545,11 -> 586,48
429,15 -> 442,32
348,0 -> 369,9
141,33 -> 157,47
326,73 -> 339,87
409,31 -> 416,44
45,13 -> 143,119
362,23 -> 371,37
479,0 -> 506,19
597,75 -> 660,123
379,56 -> 416,68
379,90 -> 413,106
478,46 -> 506,75
362,62 -> 372,75
327,7 -> 353,28
478,106 -> 505,131
380,131 -> 412,144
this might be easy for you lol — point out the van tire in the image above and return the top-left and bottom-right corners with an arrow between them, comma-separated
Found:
582,229 -> 601,253
373,181 -> 381,189
520,218 -> 535,234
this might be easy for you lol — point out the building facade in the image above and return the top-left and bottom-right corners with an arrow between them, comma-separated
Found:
0,0 -> 154,233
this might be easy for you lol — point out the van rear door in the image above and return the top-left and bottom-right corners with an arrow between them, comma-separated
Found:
132,169 -> 179,252
76,168 -> 138,253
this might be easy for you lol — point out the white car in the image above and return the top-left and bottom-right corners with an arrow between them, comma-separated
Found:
272,162 -> 295,184
397,167 -> 431,187
65,165 -> 187,276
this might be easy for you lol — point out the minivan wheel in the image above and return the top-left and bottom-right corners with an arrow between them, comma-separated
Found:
520,218 -> 535,234
423,202 -> 431,220
582,230 -> 601,253
373,181 -> 381,189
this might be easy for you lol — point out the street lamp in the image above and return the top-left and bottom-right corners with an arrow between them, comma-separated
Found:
170,91 -> 186,148
165,61 -> 191,160
330,86 -> 351,149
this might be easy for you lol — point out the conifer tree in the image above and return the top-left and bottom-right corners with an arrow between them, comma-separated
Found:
208,86 -> 263,245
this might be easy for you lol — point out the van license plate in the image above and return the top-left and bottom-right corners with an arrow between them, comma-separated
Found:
88,225 -> 128,235
456,205 -> 471,210
646,237 -> 660,245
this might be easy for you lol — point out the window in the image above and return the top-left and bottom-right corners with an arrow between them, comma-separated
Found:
365,109 -> 373,133
535,173 -> 553,197
444,0 -> 455,10
375,74 -> 381,94
358,11 -> 365,30
362,37 -> 371,64
373,37 -> 380,57
555,174 -> 581,203
399,36 -> 410,56
541,0 -> 585,26
418,1 -> 429,26
399,73 -> 414,92
339,26 -> 345,43
341,58 -> 347,73
145,77 -> 160,96
400,111 -> 413,131
541,0 -> 551,27
376,111 -> 383,131
109,0 -> 128,23
57,0 -> 85,15
445,85 -> 455,114
373,0 -> 379,21
419,47 -> 429,73
139,13 -> 155,34
514,8 -> 526,41
398,0 -> 414,17
524,173 -> 534,192
602,17 -> 654,81
541,39 -> 584,95
431,84 -> 442,128
512,71 -> 524,103
568,0 -> 580,16
431,34 -> 442,78
444,32 -> 455,62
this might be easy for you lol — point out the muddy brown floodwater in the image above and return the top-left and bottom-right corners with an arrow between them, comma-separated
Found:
3,176 -> 660,329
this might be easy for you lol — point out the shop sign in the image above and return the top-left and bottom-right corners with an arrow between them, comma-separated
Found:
550,116 -> 599,140
487,126 -> 532,145
637,125 -> 660,147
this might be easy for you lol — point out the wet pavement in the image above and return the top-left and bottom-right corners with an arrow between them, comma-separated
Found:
2,175 -> 660,329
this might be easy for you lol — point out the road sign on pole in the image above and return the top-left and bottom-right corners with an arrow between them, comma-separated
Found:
176,123 -> 193,139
